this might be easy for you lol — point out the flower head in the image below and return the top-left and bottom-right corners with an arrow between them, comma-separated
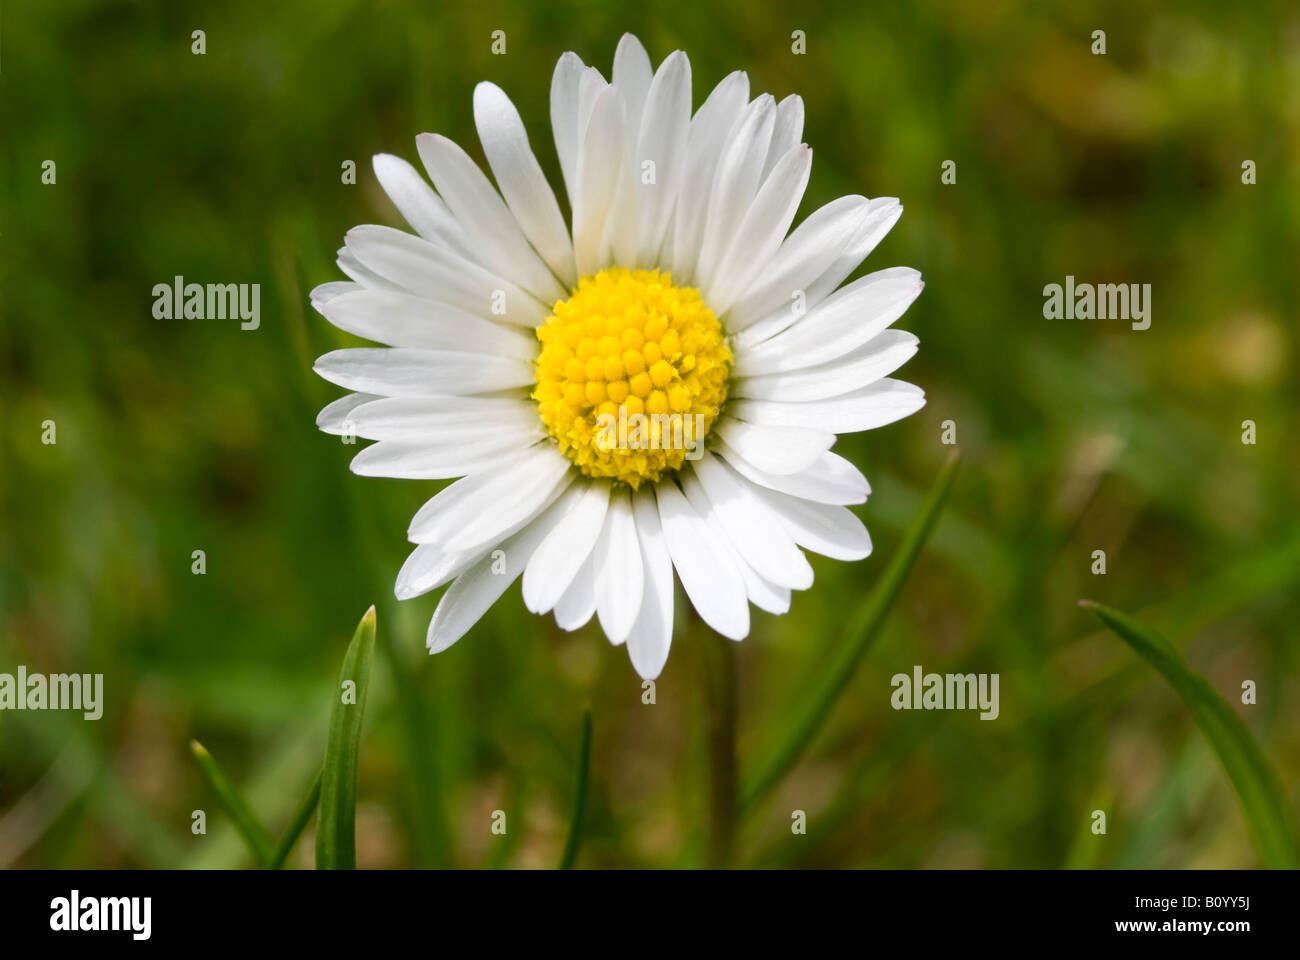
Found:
312,34 -> 924,678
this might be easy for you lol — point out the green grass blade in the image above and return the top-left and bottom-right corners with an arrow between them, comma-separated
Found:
316,605 -> 377,870
1081,600 -> 1299,868
558,706 -> 593,870
269,769 -> 322,870
740,454 -> 961,815
189,740 -> 275,867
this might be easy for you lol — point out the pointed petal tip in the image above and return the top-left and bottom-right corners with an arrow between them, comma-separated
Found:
473,79 -> 506,105
425,615 -> 458,654
602,623 -> 634,647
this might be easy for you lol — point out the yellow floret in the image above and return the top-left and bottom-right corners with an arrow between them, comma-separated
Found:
533,267 -> 732,487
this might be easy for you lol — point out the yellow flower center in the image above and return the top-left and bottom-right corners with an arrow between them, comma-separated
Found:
533,267 -> 732,488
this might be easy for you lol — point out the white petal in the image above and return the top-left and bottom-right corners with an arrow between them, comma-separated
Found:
612,34 -> 653,128
655,481 -> 749,640
337,247 -> 404,294
737,563 -> 791,614
681,469 -> 794,613
316,392 -> 380,435
341,395 -> 537,441
554,555 -> 597,631
606,35 -> 654,268
721,195 -> 869,333
396,542 -> 484,600
310,281 -> 360,311
707,143 -> 812,315
313,347 -> 534,397
681,470 -> 790,613
733,330 -> 919,401
659,207 -> 677,269
550,52 -> 587,204
735,268 -> 923,375
670,71 -> 750,283
593,488 -> 644,645
719,445 -> 870,506
714,417 -> 834,475
407,444 -> 574,552
688,453 -> 813,589
603,140 -> 640,269
761,94 -> 804,182
349,419 -> 543,479
728,378 -> 926,434
473,82 -> 576,287
750,484 -> 873,561
343,225 -> 546,327
696,95 -> 776,296
371,154 -> 470,253
320,288 -> 537,357
626,489 -> 674,679
573,86 -> 625,277
634,51 -> 692,264
522,479 -> 612,614
801,197 -> 904,310
731,198 -> 904,349
576,67 -> 610,150
426,483 -> 585,654
679,466 -> 795,613
415,133 -> 566,304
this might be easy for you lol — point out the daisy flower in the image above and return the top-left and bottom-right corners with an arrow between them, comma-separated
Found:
311,34 -> 925,679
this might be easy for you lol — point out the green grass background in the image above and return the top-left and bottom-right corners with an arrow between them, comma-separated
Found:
2,0 -> 1298,868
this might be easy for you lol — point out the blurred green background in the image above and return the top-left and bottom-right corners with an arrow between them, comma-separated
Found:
3,0 -> 1298,869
